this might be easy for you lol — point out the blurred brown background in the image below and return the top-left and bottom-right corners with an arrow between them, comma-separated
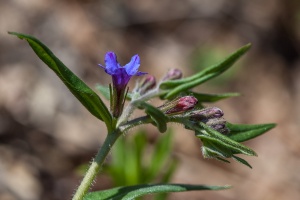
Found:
1,0 -> 300,200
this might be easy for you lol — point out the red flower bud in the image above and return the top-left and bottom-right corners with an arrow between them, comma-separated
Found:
159,96 -> 198,115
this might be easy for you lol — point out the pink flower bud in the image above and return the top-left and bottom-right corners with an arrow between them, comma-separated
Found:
160,96 -> 198,115
162,69 -> 183,81
189,107 -> 224,121
188,107 -> 229,134
138,75 -> 156,95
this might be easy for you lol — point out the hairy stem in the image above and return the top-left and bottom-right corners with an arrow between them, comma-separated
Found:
120,116 -> 153,132
117,89 -> 167,127
72,130 -> 121,200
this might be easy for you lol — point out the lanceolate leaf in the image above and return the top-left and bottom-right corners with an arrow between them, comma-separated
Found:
232,155 -> 252,169
201,139 -> 233,158
147,131 -> 173,181
197,123 -> 257,156
200,137 -> 253,168
96,84 -> 110,100
227,123 -> 276,142
190,92 -> 240,103
84,184 -> 231,200
161,44 -> 251,99
198,134 -> 256,157
138,102 -> 168,133
9,32 -> 112,130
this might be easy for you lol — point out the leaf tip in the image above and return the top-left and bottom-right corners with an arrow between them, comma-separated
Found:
224,185 -> 233,189
244,43 -> 252,50
8,31 -> 24,40
8,31 -> 17,36
262,123 -> 277,132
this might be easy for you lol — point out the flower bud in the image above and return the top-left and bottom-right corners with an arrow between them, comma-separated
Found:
189,107 -> 224,121
137,75 -> 156,95
187,107 -> 229,134
162,69 -> 183,81
159,96 -> 198,115
206,117 -> 229,134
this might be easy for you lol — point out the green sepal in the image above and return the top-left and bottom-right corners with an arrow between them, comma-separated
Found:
96,84 -> 133,101
9,32 -> 113,130
197,123 -> 257,156
160,44 -> 251,99
227,123 -> 276,142
83,184 -> 231,200
138,102 -> 168,133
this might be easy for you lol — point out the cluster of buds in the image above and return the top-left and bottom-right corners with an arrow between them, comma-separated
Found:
156,93 -> 228,134
99,51 -> 228,134
189,107 -> 229,134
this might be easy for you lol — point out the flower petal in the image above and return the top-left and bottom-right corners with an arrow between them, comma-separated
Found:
104,52 -> 120,74
124,54 -> 141,75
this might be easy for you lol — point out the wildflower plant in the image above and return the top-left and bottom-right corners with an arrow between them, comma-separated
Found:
8,32 -> 275,200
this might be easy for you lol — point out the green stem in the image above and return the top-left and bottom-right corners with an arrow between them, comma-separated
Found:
120,116 -> 153,132
72,130 -> 121,200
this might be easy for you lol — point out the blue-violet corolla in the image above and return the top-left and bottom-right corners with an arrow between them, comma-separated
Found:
99,52 -> 146,117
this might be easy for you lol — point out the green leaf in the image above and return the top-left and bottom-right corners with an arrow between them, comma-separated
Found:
198,134 -> 255,157
201,139 -> 233,158
196,123 -> 257,156
146,130 -> 173,181
84,184 -> 231,200
190,92 -> 240,103
202,146 -> 231,163
160,159 -> 178,183
132,132 -> 148,183
161,44 -> 251,99
138,102 -> 168,133
96,84 -> 111,100
232,155 -> 252,169
154,159 -> 179,200
124,139 -> 140,185
227,123 -> 276,142
9,32 -> 113,130
105,131 -> 150,186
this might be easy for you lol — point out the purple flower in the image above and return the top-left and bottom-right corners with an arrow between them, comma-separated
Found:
99,52 -> 147,91
99,51 -> 146,117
